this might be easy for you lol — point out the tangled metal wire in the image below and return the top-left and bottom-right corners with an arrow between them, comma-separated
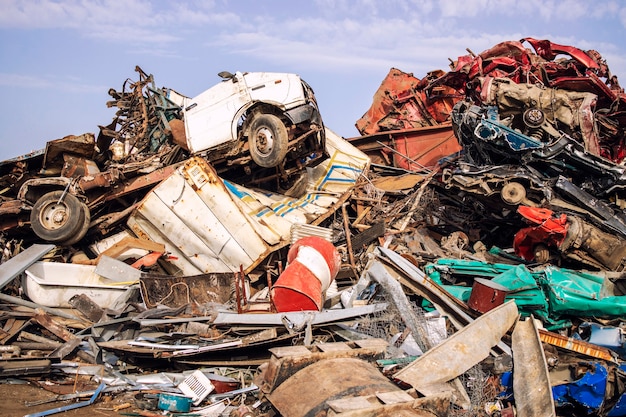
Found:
100,66 -> 184,165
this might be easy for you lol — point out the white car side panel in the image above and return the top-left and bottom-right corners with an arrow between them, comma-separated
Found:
182,72 -> 308,154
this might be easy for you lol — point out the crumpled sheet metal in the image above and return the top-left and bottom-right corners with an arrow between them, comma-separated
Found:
425,258 -> 626,326
479,77 -> 600,155
266,357 -> 412,417
128,128 -> 369,276
431,37 -> 626,164
356,68 -> 458,135
514,206 -> 626,271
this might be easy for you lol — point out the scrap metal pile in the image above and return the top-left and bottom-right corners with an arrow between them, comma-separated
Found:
1,38 -> 626,417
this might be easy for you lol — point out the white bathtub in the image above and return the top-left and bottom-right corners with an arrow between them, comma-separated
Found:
23,261 -> 133,308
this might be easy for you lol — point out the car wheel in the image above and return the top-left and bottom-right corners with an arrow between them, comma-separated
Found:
501,182 -> 526,205
249,114 -> 289,168
59,203 -> 91,246
30,191 -> 88,243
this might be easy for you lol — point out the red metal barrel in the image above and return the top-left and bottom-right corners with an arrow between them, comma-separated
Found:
271,236 -> 341,312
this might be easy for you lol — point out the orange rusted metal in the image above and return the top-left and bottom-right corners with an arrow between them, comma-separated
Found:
538,328 -> 615,362
356,68 -> 461,136
347,124 -> 461,171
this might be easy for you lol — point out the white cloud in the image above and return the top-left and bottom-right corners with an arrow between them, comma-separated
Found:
440,0 -> 486,17
0,0 -> 148,29
0,0 -> 239,44
0,73 -> 53,88
0,72 -> 105,93
1,0 -> 624,81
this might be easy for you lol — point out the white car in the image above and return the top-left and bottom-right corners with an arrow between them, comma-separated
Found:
167,71 -> 328,178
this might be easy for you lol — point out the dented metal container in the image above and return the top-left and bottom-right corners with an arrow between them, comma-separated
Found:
468,278 -> 510,314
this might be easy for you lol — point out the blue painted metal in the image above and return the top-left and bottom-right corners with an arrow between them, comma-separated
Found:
552,363 -> 607,413
608,365 -> 626,416
23,382 -> 106,417
497,371 -> 514,400
580,322 -> 626,359
478,106 -> 544,151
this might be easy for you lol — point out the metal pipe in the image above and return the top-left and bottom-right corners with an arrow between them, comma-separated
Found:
0,293 -> 86,322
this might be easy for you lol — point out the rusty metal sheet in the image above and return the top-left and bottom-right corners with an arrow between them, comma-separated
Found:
369,173 -> 425,192
538,328 -> 615,362
267,357 -> 403,417
393,300 -> 519,389
42,133 -> 96,171
0,200 -> 24,216
0,359 -> 52,376
347,124 -> 460,171
512,318 -> 556,417
100,163 -> 181,204
356,68 -> 459,135
259,339 -> 388,394
140,272 -> 233,308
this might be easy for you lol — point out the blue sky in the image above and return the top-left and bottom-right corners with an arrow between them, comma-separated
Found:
1,0 -> 625,160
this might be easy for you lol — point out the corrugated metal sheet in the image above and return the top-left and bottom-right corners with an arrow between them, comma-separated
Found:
129,157 -> 268,275
127,129 -> 369,275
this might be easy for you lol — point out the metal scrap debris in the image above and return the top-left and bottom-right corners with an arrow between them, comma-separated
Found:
1,36 -> 626,417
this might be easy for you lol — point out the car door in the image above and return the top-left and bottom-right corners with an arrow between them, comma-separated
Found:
182,72 -> 252,154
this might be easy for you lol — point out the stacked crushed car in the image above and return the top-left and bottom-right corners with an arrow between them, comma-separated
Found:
1,37 -> 626,417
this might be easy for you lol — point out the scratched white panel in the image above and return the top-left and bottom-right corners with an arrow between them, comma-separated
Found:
129,158 -> 268,274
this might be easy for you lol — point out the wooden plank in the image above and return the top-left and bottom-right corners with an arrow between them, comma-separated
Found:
351,222 -> 385,250
103,236 -> 164,257
328,396 -> 380,413
327,394 -> 451,417
327,391 -> 416,414
76,236 -> 165,265
269,345 -> 312,359
353,339 -> 390,350
376,391 -> 415,404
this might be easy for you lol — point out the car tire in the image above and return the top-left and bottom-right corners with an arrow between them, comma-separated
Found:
59,203 -> 91,246
30,191 -> 88,243
249,114 -> 289,168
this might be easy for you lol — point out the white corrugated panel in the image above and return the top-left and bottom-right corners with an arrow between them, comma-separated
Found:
127,128 -> 369,275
